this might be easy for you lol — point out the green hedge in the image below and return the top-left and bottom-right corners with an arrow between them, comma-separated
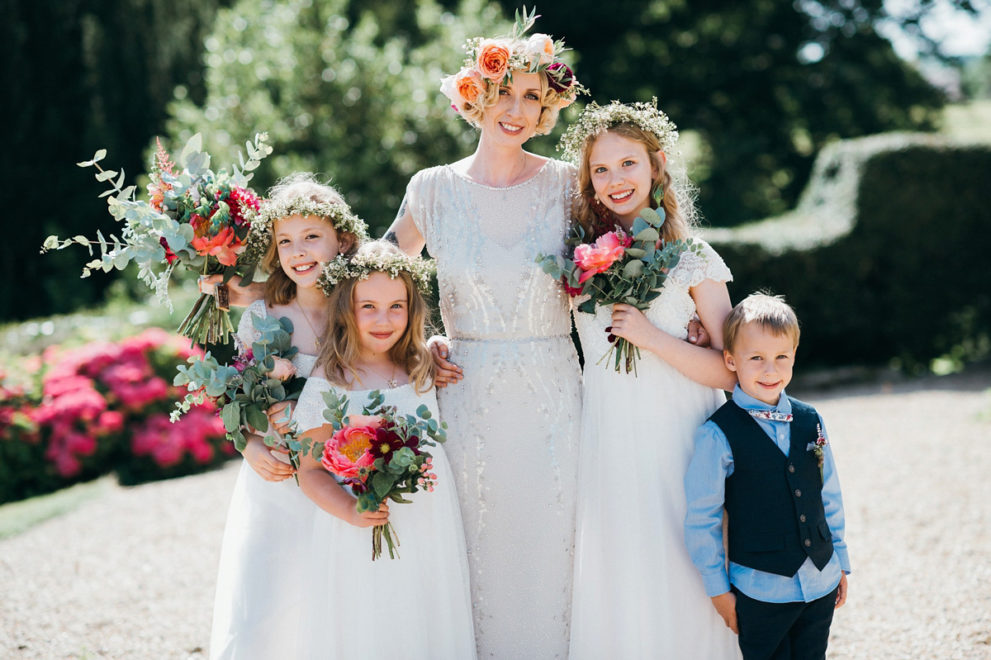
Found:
706,134 -> 991,370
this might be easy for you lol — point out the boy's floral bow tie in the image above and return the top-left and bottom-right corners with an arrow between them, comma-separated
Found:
748,409 -> 793,423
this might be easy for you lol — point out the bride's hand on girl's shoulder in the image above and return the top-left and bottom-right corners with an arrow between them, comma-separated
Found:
428,336 -> 463,388
242,434 -> 295,482
347,501 -> 390,528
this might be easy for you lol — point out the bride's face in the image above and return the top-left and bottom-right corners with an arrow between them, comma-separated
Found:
480,72 -> 543,147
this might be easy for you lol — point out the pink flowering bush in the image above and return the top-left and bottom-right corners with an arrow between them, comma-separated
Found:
0,328 -> 234,503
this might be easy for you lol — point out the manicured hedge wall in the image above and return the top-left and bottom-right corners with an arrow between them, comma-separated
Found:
707,134 -> 991,370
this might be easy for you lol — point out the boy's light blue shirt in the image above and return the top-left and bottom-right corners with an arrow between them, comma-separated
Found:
684,386 -> 851,604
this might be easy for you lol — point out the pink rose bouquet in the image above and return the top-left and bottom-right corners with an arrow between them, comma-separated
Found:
537,207 -> 700,374
315,389 -> 446,560
42,133 -> 274,346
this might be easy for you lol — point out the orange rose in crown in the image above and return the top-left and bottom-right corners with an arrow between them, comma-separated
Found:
476,39 -> 511,81
455,68 -> 485,104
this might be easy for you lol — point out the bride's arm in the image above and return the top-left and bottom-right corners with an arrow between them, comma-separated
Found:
609,279 -> 736,391
383,200 -> 425,256
296,425 -> 390,527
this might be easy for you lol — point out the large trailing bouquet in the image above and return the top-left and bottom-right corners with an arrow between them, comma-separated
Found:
172,313 -> 308,475
42,133 -> 274,345
537,207 -> 699,374
315,389 -> 447,560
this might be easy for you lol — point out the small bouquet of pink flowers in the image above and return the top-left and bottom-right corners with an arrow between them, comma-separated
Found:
172,314 -> 308,477
315,389 -> 447,560
42,133 -> 273,345
537,206 -> 699,374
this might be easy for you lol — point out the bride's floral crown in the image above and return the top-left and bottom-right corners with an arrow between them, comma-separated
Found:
243,198 -> 369,264
440,7 -> 586,119
558,98 -> 679,164
318,246 -> 435,295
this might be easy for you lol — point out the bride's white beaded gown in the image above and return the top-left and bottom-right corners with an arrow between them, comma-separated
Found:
209,300 -> 317,660
402,158 -> 583,659
569,240 -> 742,659
292,378 -> 476,660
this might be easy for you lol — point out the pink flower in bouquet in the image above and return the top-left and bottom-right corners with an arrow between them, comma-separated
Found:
191,226 -> 242,267
322,425 -> 377,481
226,186 -> 261,228
268,356 -> 297,382
476,39 -> 511,81
573,231 -> 630,284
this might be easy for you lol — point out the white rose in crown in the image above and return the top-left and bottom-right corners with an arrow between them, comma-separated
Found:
524,33 -> 555,67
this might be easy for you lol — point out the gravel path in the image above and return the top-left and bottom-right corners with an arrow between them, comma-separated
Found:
1,369 -> 990,659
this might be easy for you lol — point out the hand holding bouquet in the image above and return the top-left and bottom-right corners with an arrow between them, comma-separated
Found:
315,389 -> 447,560
42,133 -> 274,345
537,206 -> 699,374
172,314 -> 308,478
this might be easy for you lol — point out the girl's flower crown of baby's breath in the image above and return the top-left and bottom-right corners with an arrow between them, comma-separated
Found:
558,97 -> 679,164
318,251 -> 436,295
243,198 -> 369,265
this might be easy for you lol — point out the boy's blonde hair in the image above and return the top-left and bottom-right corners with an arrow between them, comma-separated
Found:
315,242 -> 435,395
723,293 -> 801,353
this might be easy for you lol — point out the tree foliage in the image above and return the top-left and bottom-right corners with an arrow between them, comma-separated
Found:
513,0 -> 947,224
166,0 -> 507,237
2,0 -> 228,322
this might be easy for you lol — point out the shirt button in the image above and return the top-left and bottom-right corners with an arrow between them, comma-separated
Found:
788,464 -> 796,473
800,514 -> 807,523
794,489 -> 802,497
804,539 -> 812,547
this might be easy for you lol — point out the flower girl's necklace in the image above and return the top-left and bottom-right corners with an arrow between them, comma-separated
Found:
358,361 -> 399,389
294,299 -> 323,349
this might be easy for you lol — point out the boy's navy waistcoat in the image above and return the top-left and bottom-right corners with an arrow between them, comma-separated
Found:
709,396 -> 834,577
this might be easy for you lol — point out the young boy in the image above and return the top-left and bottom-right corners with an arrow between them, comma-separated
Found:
684,293 -> 850,660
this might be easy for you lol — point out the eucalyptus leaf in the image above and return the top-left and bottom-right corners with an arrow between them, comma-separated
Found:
245,405 -> 269,433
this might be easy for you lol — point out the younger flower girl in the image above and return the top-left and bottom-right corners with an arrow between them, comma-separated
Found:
293,240 -> 475,659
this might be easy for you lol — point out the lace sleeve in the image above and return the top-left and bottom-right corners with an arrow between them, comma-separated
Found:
235,300 -> 268,353
669,239 -> 733,289
292,378 -> 331,433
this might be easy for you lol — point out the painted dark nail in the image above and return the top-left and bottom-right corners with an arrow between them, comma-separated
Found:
607,334 -> 616,343
605,326 -> 612,333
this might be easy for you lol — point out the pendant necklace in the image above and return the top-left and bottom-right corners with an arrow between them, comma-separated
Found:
295,300 -> 322,349
361,362 -> 399,389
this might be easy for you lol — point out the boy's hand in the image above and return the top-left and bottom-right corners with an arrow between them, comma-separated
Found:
711,592 -> 738,634
834,573 -> 848,608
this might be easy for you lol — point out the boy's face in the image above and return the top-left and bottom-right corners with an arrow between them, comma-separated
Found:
724,323 -> 797,406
